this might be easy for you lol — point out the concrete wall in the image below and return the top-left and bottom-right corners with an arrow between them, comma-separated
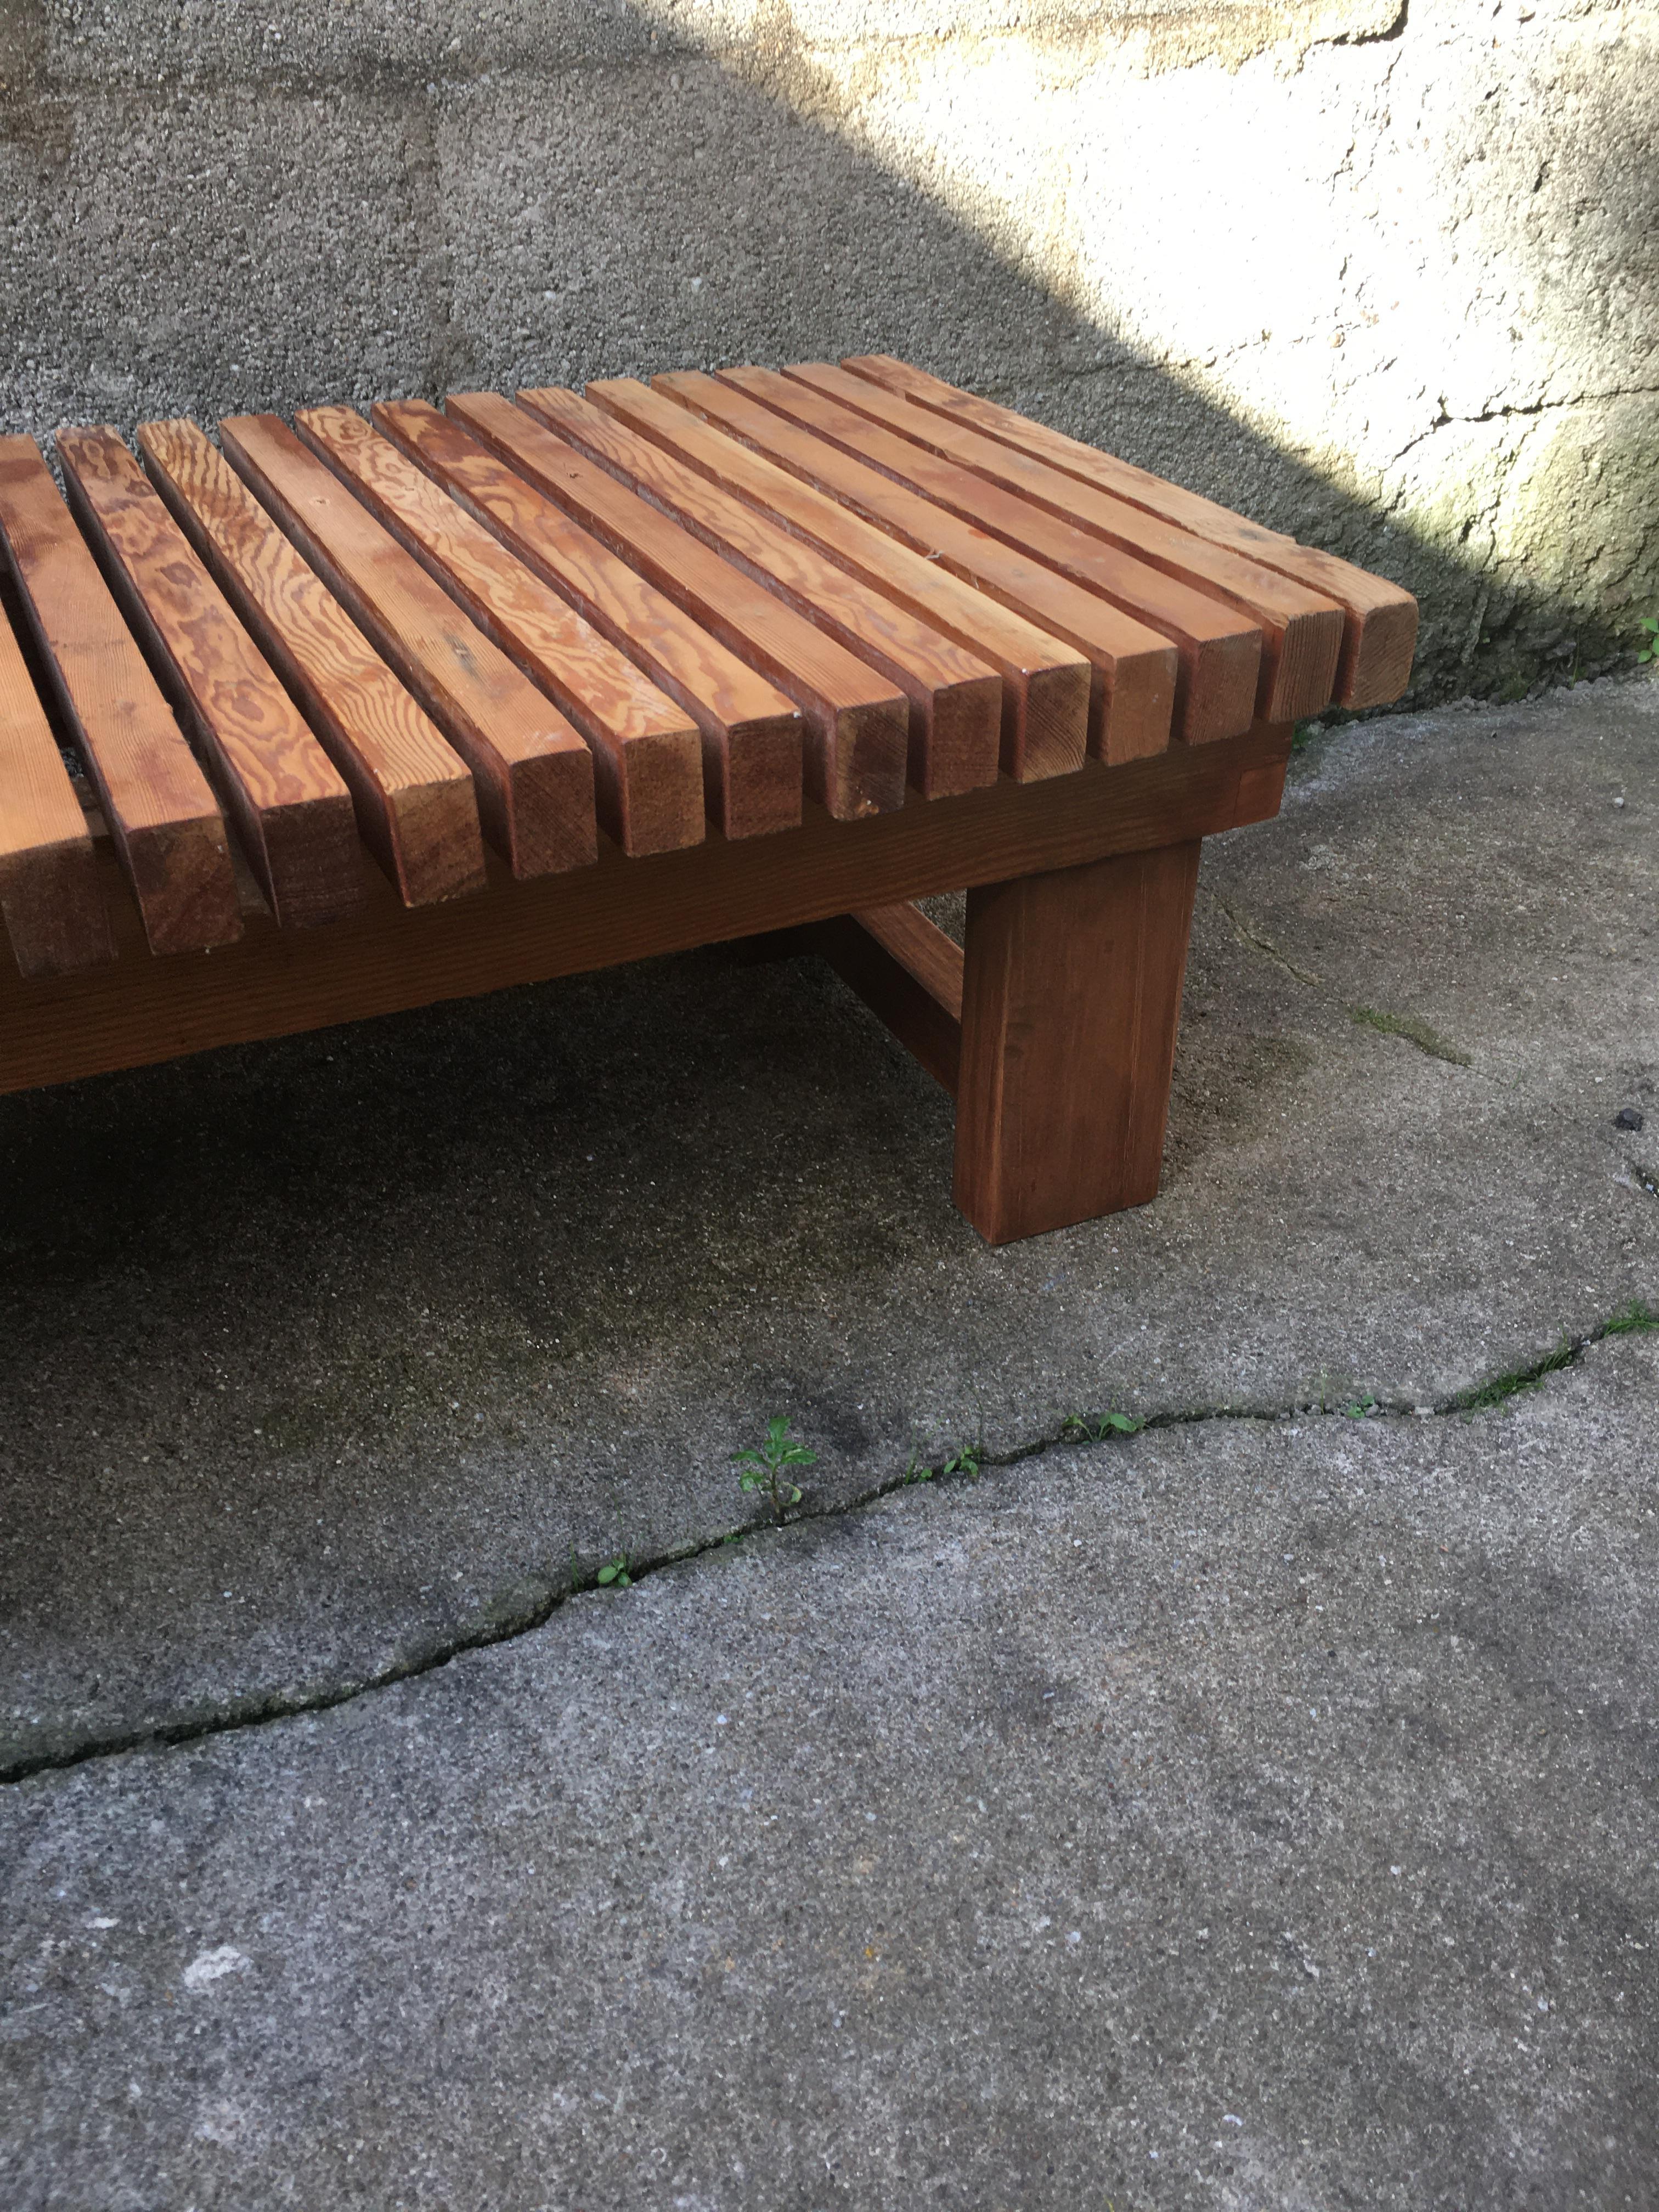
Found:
2,0 -> 1655,706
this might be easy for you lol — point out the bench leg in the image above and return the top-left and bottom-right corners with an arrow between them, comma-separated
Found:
952,839 -> 1201,1244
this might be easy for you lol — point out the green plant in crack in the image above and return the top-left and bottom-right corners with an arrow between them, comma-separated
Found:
1637,616 -> 1658,666
1340,1393 -> 1380,1419
1457,1340 -> 1577,1413
733,1417 -> 817,1523
1062,1410 -> 1146,1442
1605,1299 -> 1659,1336
596,1554 -> 633,1589
940,1443 -> 983,1479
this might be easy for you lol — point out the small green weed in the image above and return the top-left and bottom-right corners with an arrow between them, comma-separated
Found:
1605,1299 -> 1659,1336
1457,1340 -> 1575,1413
733,1416 -> 817,1523
1637,616 -> 1658,665
1340,1393 -> 1379,1419
940,1443 -> 982,1479
596,1554 -> 632,1588
1062,1410 -> 1146,1442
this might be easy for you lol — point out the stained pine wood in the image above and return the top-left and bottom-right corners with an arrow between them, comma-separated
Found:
0,719 -> 1290,1099
371,399 -> 803,844
844,354 -> 1418,710
445,391 -> 910,823
0,599 -> 111,975
805,363 -> 1353,721
953,839 -> 1202,1243
0,435 -> 241,957
811,901 -> 963,1094
138,417 -> 487,909
659,370 -> 1176,770
219,414 -> 598,878
588,376 -> 1092,791
522,383 -> 1001,801
296,406 -> 706,857
57,424 -> 363,931
854,898 -> 964,1018
764,363 -> 1275,738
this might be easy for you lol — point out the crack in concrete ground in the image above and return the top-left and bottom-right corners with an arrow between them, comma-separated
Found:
4,1297 -> 1651,1792
1211,889 -> 1479,1065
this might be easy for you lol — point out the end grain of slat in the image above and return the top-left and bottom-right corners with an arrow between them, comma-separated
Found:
297,404 -> 704,860
588,376 -> 1092,789
137,416 -> 487,909
447,389 -> 908,823
670,370 -> 1176,769
371,398 -> 799,844
0,433 -> 241,957
843,354 -> 1417,709
56,424 -> 363,931
219,413 -> 596,881
526,382 -> 1001,801
774,364 -> 1270,741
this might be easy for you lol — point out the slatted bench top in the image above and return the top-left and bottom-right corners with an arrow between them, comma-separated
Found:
0,356 -> 1414,1237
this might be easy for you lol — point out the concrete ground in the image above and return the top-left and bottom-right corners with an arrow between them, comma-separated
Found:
1,675 -> 1655,2207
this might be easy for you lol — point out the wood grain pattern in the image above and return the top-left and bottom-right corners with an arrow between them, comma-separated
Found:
56,424 -> 363,930
766,363 -> 1277,738
372,399 -> 802,844
588,376 -> 1092,793
953,839 -> 1202,1243
522,383 -> 1001,801
221,413 -> 596,879
0,596 -> 111,975
0,720 -> 1290,1098
296,405 -> 704,858
0,434 -> 241,957
657,370 -> 1176,771
446,390 -> 909,823
811,900 -> 964,1093
853,897 -> 964,1019
844,353 -> 1418,709
138,416 -> 487,909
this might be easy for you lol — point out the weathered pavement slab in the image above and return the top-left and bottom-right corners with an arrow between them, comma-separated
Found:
1,676 -> 1655,1766
3,1329 -> 1656,2209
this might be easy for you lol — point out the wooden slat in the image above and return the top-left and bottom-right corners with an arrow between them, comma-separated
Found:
0,719 -> 1290,1098
844,353 -> 1418,710
296,407 -> 705,859
370,399 -> 803,844
654,370 -> 1176,770
219,413 -> 597,879
803,360 -> 1341,725
0,598 -> 111,975
587,377 -> 1091,788
812,901 -> 963,1094
521,383 -> 1001,802
137,417 -> 487,910
0,435 -> 241,957
445,391 -> 910,823
56,425 -> 363,932
759,363 -> 1276,737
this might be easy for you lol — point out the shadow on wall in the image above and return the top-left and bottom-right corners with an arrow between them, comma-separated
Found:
0,0 -> 1654,705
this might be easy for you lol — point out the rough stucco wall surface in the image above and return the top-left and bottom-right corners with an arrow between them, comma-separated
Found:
0,0 -> 1655,705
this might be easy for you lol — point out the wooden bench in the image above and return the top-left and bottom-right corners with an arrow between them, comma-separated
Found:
0,356 -> 1415,1244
